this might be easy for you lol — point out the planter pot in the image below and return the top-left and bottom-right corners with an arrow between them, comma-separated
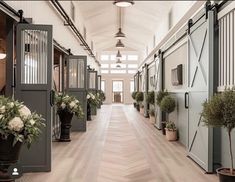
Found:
87,103 -> 92,121
58,110 -> 73,142
149,115 -> 155,124
136,104 -> 140,111
162,122 -> 166,135
165,129 -> 177,141
140,108 -> 144,115
133,103 -> 136,108
217,168 -> 235,182
0,135 -> 22,181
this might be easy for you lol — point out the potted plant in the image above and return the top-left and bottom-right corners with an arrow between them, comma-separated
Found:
160,95 -> 176,139
55,92 -> 84,142
87,92 -> 99,121
136,92 -> 144,113
131,91 -> 137,108
201,89 -> 235,182
156,90 -> 169,134
99,91 -> 106,105
0,96 -> 45,181
165,121 -> 177,141
149,108 -> 155,124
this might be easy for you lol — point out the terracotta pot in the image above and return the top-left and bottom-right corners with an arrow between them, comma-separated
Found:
149,115 -> 155,124
140,107 -> 144,115
58,110 -> 74,142
217,168 -> 235,182
165,129 -> 177,141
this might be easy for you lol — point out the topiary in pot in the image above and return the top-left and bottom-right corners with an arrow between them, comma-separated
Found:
131,91 -> 137,100
165,121 -> 177,141
156,90 -> 168,106
160,95 -> 176,140
135,92 -> 144,103
146,91 -> 155,105
201,89 -> 235,181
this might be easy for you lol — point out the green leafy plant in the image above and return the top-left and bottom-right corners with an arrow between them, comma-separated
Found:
0,96 -> 45,148
156,90 -> 168,106
99,91 -> 106,102
166,121 -> 177,131
160,95 -> 176,114
149,108 -> 155,117
87,92 -> 99,108
146,91 -> 155,105
202,89 -> 235,175
131,91 -> 137,100
55,92 -> 84,118
135,92 -> 144,103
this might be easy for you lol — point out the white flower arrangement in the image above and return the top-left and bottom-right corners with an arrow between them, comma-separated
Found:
55,92 -> 84,118
0,96 -> 45,148
87,92 -> 99,107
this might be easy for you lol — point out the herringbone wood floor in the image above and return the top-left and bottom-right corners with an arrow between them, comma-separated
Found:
17,105 -> 218,182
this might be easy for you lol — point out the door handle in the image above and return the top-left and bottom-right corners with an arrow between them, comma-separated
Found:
185,92 -> 189,109
50,90 -> 55,106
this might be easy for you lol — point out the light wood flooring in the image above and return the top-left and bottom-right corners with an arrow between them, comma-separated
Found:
17,105 -> 218,182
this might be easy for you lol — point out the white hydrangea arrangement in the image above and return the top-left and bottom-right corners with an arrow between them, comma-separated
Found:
0,96 -> 45,148
87,92 -> 99,107
55,92 -> 84,118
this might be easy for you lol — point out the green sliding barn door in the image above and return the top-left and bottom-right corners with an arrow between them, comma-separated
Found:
16,24 -> 53,172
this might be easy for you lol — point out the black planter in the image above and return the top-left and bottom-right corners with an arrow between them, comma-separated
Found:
136,104 -> 140,111
162,122 -> 166,135
87,103 -> 92,121
0,135 -> 22,181
133,103 -> 136,108
217,168 -> 235,182
58,110 -> 73,142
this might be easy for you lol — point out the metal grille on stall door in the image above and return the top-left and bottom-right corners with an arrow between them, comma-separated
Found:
218,10 -> 235,90
21,30 -> 48,84
69,59 -> 85,88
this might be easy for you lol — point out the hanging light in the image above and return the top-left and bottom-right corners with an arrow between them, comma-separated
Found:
116,39 -> 125,49
116,50 -> 122,59
116,59 -> 122,64
113,0 -> 134,7
0,39 -> 6,60
115,28 -> 125,39
116,64 -> 121,68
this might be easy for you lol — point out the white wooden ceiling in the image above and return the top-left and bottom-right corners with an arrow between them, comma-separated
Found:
76,1 -> 173,55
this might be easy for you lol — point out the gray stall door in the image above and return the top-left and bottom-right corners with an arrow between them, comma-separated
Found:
66,55 -> 87,131
15,24 -> 53,172
187,11 -> 214,172
88,70 -> 98,115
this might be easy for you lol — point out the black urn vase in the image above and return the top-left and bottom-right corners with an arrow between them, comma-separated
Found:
0,135 -> 22,182
87,103 -> 92,121
58,110 -> 73,142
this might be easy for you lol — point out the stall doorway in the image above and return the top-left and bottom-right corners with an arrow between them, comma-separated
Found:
112,80 -> 123,103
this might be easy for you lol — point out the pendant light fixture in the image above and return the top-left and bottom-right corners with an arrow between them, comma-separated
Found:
116,50 -> 122,59
116,58 -> 122,64
115,8 -> 125,40
0,39 -> 6,60
116,64 -> 121,68
114,0 -> 134,7
116,39 -> 125,49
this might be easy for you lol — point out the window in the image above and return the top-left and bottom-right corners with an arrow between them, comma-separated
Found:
127,55 -> 138,61
101,80 -> 105,92
110,70 -> 126,74
130,80 -> 134,93
128,70 -> 136,74
101,70 -> 109,74
101,64 -> 109,68
128,64 -> 138,68
110,55 -> 116,61
71,2 -> 75,22
101,55 -> 109,61
110,64 -> 126,68
112,81 -> 123,92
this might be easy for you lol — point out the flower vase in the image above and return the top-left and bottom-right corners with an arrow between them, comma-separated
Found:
87,103 -> 92,121
58,110 -> 73,142
0,135 -> 22,181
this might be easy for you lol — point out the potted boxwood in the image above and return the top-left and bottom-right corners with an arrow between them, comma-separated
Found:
149,108 -> 155,124
201,89 -> 235,182
87,92 -> 99,121
156,90 -> 169,135
131,91 -> 137,108
55,92 -> 84,142
160,95 -> 176,140
136,92 -> 144,113
0,96 -> 45,181
165,121 -> 177,141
